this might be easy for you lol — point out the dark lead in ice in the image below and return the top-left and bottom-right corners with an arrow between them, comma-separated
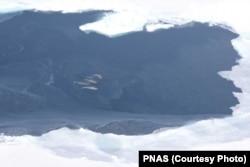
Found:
0,11 -> 241,135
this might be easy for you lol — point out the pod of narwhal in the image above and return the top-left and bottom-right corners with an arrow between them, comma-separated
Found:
73,74 -> 103,90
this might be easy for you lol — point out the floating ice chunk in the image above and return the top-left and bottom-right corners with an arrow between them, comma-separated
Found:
79,11 -> 147,37
145,23 -> 174,32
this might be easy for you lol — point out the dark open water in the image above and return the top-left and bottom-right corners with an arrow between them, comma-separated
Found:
0,11 -> 241,135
